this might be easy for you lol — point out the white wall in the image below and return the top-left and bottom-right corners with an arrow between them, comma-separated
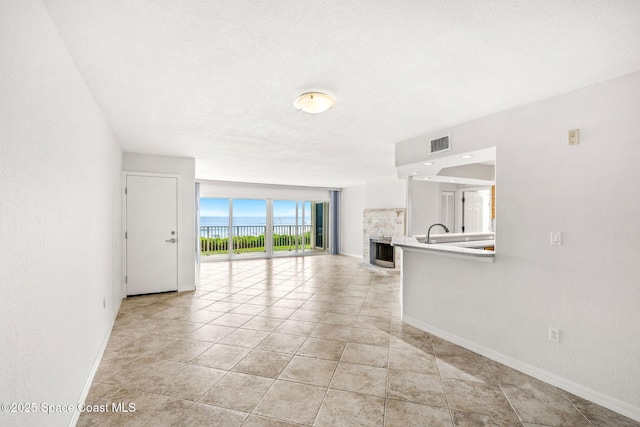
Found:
123,153 -> 196,292
340,185 -> 366,258
364,176 -> 406,209
199,180 -> 331,201
0,1 -> 122,426
407,178 -> 441,236
396,71 -> 640,419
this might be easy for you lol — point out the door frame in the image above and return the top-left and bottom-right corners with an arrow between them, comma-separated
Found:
122,172 -> 181,298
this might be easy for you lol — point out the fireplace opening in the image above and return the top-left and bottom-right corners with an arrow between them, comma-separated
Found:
369,237 -> 395,268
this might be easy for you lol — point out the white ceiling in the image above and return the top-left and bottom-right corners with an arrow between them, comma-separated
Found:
43,0 -> 640,188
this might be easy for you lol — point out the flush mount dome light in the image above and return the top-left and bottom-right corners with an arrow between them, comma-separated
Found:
293,92 -> 334,114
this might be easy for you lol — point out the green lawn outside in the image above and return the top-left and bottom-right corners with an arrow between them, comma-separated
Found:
201,244 -> 312,256
200,234 -> 311,255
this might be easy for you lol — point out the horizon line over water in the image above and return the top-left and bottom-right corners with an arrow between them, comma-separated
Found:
200,216 -> 310,227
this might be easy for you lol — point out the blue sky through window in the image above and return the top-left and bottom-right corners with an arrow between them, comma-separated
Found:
233,199 -> 266,217
273,200 -> 298,217
200,198 -> 229,216
200,198 -> 310,221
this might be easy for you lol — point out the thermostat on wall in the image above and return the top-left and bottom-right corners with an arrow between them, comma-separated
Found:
568,129 -> 579,145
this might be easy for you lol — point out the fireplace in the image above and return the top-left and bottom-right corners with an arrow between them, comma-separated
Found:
363,208 -> 405,269
369,237 -> 395,268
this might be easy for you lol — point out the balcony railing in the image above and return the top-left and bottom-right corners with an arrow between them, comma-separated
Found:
200,225 -> 312,255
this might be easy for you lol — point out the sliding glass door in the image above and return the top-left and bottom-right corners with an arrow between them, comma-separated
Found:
231,199 -> 267,259
313,202 -> 327,251
273,200 -> 305,256
199,198 -> 230,261
272,200 -> 326,257
200,197 -> 328,261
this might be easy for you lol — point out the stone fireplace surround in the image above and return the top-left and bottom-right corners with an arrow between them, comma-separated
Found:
363,208 -> 406,269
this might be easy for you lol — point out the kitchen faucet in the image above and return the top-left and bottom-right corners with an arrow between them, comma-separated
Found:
426,223 -> 450,244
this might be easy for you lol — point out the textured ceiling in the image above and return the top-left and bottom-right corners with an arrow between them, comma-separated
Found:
43,0 -> 640,187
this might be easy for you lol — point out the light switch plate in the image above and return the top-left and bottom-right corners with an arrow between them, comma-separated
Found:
550,232 -> 562,246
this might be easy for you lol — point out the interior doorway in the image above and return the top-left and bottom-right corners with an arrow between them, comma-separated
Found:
460,188 -> 492,233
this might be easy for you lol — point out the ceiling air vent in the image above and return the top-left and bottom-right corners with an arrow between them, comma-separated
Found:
430,134 -> 451,154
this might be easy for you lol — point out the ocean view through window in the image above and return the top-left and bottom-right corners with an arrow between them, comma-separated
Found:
199,198 -> 324,260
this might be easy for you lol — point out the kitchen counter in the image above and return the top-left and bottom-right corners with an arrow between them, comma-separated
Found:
422,231 -> 494,244
391,236 -> 495,263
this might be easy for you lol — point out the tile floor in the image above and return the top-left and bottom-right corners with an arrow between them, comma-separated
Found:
79,255 -> 638,426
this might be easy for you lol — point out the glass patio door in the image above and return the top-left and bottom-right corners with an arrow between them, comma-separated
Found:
199,198 -> 231,261
272,200 -> 326,257
231,199 -> 267,259
200,197 -> 328,261
313,202 -> 326,250
273,200 -> 304,256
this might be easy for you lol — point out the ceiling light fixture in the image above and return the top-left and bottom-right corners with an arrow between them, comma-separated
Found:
462,154 -> 474,158
293,92 -> 334,114
424,162 -> 434,166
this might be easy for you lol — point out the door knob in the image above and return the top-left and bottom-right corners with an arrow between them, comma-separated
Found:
165,238 -> 177,243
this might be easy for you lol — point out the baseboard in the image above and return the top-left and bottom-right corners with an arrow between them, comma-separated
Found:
338,252 -> 364,259
69,298 -> 122,427
402,315 -> 640,423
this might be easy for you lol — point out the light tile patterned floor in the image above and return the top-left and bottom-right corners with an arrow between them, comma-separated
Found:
79,255 -> 638,426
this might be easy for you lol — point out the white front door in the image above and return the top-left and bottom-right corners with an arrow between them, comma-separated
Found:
126,175 -> 178,296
